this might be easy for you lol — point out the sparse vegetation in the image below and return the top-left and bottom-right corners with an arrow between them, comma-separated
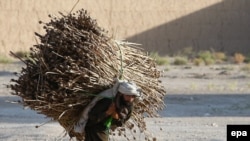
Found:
198,50 -> 213,60
193,58 -> 204,66
234,53 -> 245,64
197,50 -> 215,65
151,49 -> 247,66
244,54 -> 250,63
0,54 -> 13,64
150,52 -> 169,65
173,57 -> 188,65
213,52 -> 226,63
204,57 -> 215,65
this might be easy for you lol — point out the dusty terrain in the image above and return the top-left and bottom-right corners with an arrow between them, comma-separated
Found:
0,62 -> 250,141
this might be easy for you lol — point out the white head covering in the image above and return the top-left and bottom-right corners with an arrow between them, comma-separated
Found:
118,81 -> 141,97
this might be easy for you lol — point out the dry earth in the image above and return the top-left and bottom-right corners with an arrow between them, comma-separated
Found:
1,62 -> 250,141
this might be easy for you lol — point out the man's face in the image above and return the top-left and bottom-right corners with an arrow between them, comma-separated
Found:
122,94 -> 136,103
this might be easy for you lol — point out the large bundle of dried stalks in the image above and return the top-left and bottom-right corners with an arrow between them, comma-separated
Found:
9,9 -> 166,141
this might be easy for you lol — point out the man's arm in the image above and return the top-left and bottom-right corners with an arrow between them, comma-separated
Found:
112,106 -> 133,127
87,98 -> 112,125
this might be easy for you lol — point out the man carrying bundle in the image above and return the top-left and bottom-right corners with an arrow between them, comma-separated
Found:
75,80 -> 141,141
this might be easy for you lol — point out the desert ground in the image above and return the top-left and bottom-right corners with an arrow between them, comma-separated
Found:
0,61 -> 250,141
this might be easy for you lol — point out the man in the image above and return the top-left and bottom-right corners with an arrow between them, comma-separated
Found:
84,81 -> 140,141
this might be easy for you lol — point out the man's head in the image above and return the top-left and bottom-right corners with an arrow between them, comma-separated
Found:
118,81 -> 140,103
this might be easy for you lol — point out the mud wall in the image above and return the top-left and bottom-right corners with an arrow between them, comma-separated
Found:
1,0 -> 249,57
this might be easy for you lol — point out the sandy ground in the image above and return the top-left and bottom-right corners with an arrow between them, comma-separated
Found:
1,62 -> 250,141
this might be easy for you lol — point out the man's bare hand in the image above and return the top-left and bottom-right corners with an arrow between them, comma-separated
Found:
106,103 -> 119,119
106,103 -> 116,115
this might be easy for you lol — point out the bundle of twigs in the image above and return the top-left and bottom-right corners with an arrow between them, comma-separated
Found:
8,9 -> 166,141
